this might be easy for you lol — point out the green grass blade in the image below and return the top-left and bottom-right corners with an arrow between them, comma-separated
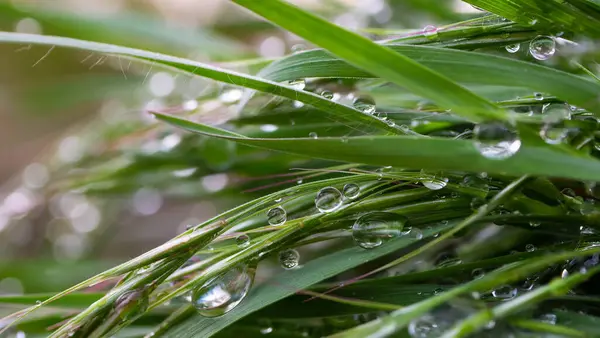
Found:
232,0 -> 505,122
0,32 -> 400,135
162,223 -> 452,337
154,113 -> 600,182
259,45 -> 600,113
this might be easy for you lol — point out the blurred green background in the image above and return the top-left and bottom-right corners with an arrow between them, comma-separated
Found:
0,0 -> 476,295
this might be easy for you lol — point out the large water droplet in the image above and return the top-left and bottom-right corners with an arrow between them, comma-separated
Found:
352,212 -> 407,249
540,123 -> 571,145
278,249 -> 300,269
473,121 -> 521,160
492,285 -> 517,300
191,264 -> 255,317
505,44 -> 520,53
420,170 -> 448,190
529,36 -> 556,61
343,183 -> 360,199
267,206 -> 287,226
352,95 -> 376,114
315,187 -> 343,213
542,103 -> 571,123
309,132 -> 318,139
115,289 -> 149,321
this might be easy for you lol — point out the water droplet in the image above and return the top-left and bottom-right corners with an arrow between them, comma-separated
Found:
472,268 -> 484,279
115,289 -> 149,321
386,120 -> 396,127
473,121 -> 521,160
505,44 -> 520,53
540,313 -> 557,325
191,263 -> 255,317
278,249 -> 300,269
561,269 -> 569,279
321,90 -> 334,99
542,103 -> 571,123
236,234 -> 250,248
540,123 -> 571,145
352,212 -> 407,249
343,183 -> 360,199
411,228 -> 423,240
409,314 -> 441,338
309,132 -> 318,139
315,187 -> 343,213
492,285 -> 517,300
260,327 -> 274,334
291,44 -> 306,53
422,25 -> 438,38
275,197 -> 283,203
529,221 -> 541,227
353,95 -> 376,114
374,111 -> 388,120
341,136 -> 348,143
267,206 -> 287,226
525,244 -> 535,252
288,79 -> 306,90
534,92 -> 543,100
529,36 -> 556,61
420,170 -> 448,190
296,179 -> 303,185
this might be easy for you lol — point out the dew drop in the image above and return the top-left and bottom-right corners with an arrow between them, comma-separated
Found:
473,121 -> 521,160
529,220 -> 541,227
352,95 -> 376,114
420,170 -> 448,190
260,327 -> 274,334
534,92 -> 543,100
191,263 -> 255,317
540,313 -> 557,325
296,179 -> 303,185
374,111 -> 388,120
411,227 -> 423,240
267,206 -> 287,226
408,314 -> 441,338
291,44 -> 306,54
343,183 -> 360,199
525,244 -> 535,252
492,285 -> 517,300
315,187 -> 343,213
529,36 -> 556,61
561,269 -> 569,279
505,44 -> 520,53
236,234 -> 250,248
278,249 -> 300,269
540,123 -> 571,145
275,197 -> 283,203
352,212 -> 407,249
472,268 -> 485,279
542,103 -> 571,123
320,90 -> 334,99
309,132 -> 318,139
287,79 -> 306,90
422,25 -> 438,38
115,289 -> 149,321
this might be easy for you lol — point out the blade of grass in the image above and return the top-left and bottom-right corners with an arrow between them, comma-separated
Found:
0,32 -> 401,135
232,0 -> 506,122
154,113 -> 600,182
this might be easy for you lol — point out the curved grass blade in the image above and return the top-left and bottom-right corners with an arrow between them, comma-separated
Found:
232,0 -> 505,122
154,113 -> 600,182
162,223 -> 453,337
0,32 -> 401,135
258,45 -> 600,113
